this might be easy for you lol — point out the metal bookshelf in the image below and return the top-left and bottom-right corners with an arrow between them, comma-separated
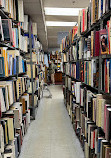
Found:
62,8 -> 111,158
63,10 -> 111,96
0,7 -> 37,120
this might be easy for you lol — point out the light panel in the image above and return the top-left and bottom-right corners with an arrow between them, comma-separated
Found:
44,7 -> 83,16
46,21 -> 77,26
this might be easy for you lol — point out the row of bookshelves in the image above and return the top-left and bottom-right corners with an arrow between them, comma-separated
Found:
0,74 -> 31,157
63,78 -> 111,158
0,0 -> 45,157
62,1 -> 111,157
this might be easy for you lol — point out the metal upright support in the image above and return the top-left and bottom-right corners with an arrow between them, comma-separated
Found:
98,21 -> 104,94
29,17 -> 35,119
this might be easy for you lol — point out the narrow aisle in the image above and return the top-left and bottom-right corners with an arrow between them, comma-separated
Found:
19,85 -> 84,158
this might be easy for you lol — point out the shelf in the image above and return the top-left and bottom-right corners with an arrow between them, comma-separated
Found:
18,72 -> 27,77
82,56 -> 99,60
81,10 -> 111,37
100,54 -> 111,59
62,11 -> 111,54
0,72 -> 26,81
0,41 -> 28,56
64,57 -> 100,64
69,56 -> 99,63
100,90 -> 111,96
65,74 -> 98,92
82,82 -> 98,92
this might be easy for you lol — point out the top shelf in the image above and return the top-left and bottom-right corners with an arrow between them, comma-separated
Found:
62,10 -> 111,53
81,10 -> 111,37
0,8 -> 28,56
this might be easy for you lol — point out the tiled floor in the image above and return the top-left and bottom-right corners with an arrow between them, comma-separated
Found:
19,85 -> 84,158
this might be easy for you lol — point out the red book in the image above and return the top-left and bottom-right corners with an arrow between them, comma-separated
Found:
107,21 -> 110,54
105,60 -> 107,93
82,9 -> 85,32
93,130 -> 95,149
99,29 -> 109,55
12,29 -> 15,48
95,31 -> 100,56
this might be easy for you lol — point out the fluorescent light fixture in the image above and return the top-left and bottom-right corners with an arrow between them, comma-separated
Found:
46,21 -> 77,26
44,7 -> 83,16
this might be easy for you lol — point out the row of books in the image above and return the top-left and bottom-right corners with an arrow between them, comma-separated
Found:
72,82 -> 111,142
26,50 -> 44,66
66,82 -> 111,158
0,48 -> 26,77
0,76 -> 28,115
101,59 -> 111,93
61,26 -> 78,52
27,78 -> 39,94
78,0 -> 111,34
81,59 -> 111,92
64,58 -> 111,93
27,63 -> 39,79
64,60 -> 99,89
0,72 -> 31,156
73,105 -> 111,158
23,15 -> 37,34
80,60 -> 99,88
64,62 -> 80,80
65,76 -> 72,91
0,96 -> 30,157
89,25 -> 111,56
64,28 -> 111,64
0,0 -> 24,22
62,15 -> 111,59
0,18 -> 28,52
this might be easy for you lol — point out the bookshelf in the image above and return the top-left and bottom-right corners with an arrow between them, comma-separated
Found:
50,52 -> 62,71
50,52 -> 63,83
62,1 -> 111,158
0,1 -> 45,157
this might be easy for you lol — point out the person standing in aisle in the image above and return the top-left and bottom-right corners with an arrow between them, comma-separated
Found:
48,60 -> 57,84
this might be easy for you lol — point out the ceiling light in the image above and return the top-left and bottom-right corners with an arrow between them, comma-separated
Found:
44,7 -> 83,16
46,21 -> 77,26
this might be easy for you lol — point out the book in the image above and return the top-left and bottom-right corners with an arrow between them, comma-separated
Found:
0,16 -> 4,41
24,15 -> 29,32
105,146 -> 111,158
0,57 -> 5,77
0,124 -> 4,153
2,19 -> 13,42
95,31 -> 100,56
100,29 -> 109,55
18,0 -> 24,22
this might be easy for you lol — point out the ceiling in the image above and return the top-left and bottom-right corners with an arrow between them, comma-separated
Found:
43,0 -> 89,8
23,0 -> 90,52
43,0 -> 90,50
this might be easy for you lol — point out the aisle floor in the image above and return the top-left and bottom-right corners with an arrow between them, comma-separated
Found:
19,85 -> 84,158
